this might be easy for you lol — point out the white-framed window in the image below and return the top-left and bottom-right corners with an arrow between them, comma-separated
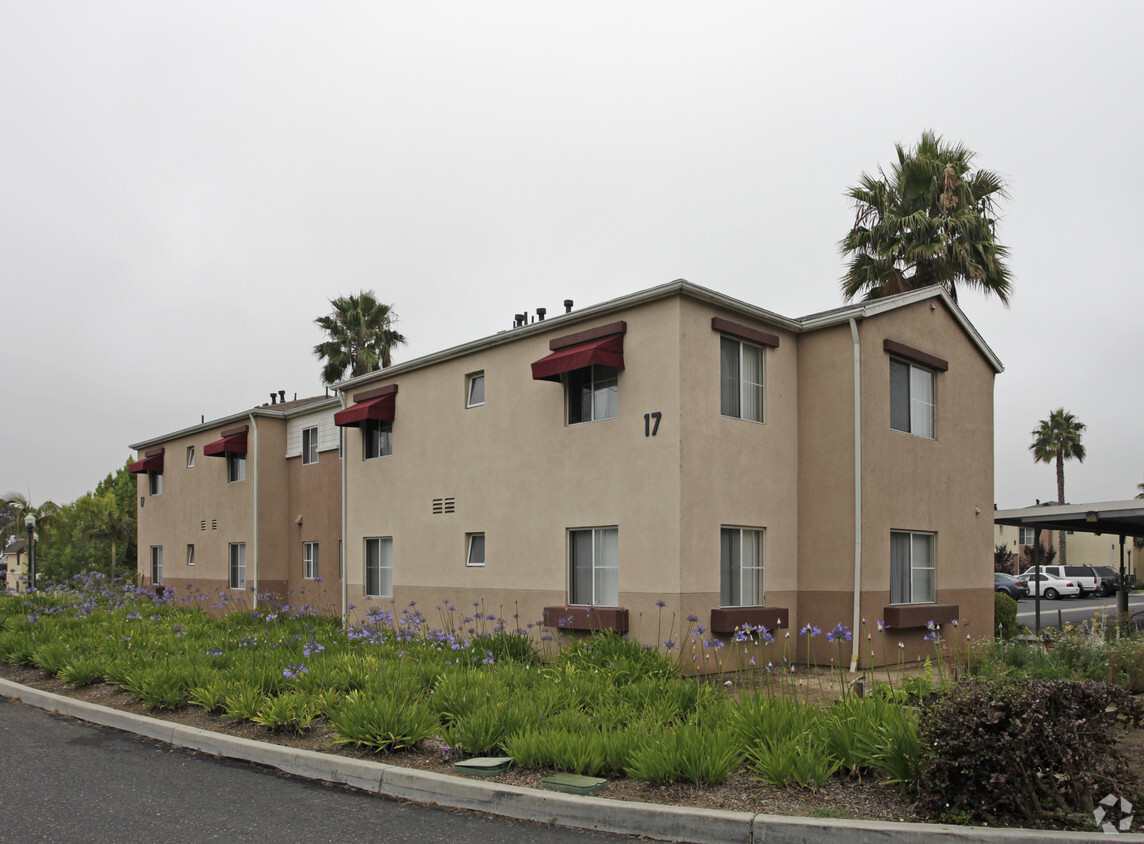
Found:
889,359 -> 935,438
890,531 -> 935,604
148,472 -> 163,496
227,453 -> 246,483
363,420 -> 393,459
186,544 -> 195,567
466,533 -> 485,567
364,537 -> 393,597
186,446 -> 195,468
720,526 -> 764,607
467,372 -> 485,408
1019,527 -> 1035,546
568,526 -> 618,606
150,545 -> 163,584
229,542 -> 246,589
720,336 -> 765,423
302,426 -> 318,465
567,365 -> 618,425
303,541 -> 319,579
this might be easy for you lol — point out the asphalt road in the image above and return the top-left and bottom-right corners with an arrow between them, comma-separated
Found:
1015,591 -> 1144,632
0,698 -> 638,844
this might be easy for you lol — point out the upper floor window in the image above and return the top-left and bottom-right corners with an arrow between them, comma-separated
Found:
363,420 -> 393,459
227,453 -> 246,483
568,526 -> 618,606
148,472 -> 163,496
712,319 -> 778,424
302,426 -> 318,465
567,365 -> 618,425
186,446 -> 195,468
720,526 -> 764,607
720,337 -> 764,423
890,359 -> 935,438
365,536 -> 393,597
467,372 -> 485,408
890,530 -> 935,604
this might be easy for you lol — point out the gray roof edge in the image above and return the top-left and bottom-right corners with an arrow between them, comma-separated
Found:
797,287 -> 1004,374
129,397 -> 341,452
334,279 -> 804,393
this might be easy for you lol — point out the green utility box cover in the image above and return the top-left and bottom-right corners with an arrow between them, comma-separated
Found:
453,757 -> 512,777
540,773 -> 608,795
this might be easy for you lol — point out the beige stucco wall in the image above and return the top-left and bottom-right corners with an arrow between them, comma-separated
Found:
285,444 -> 343,613
344,296 -> 687,630
795,300 -> 996,662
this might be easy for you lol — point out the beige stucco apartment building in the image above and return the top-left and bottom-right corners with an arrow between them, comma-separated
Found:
132,281 -> 1001,667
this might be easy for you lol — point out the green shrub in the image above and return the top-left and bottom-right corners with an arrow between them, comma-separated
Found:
626,725 -> 742,785
58,657 -> 104,687
329,690 -> 438,752
251,692 -> 317,734
994,592 -> 1019,638
917,680 -> 1142,825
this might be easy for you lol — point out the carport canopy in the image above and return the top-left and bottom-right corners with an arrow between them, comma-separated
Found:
994,499 -> 1144,540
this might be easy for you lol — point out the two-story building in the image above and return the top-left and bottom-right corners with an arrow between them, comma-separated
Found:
132,280 -> 1001,667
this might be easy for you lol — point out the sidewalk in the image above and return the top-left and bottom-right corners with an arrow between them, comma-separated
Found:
1,678 -> 1137,843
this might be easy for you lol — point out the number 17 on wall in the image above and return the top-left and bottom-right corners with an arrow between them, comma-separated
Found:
644,412 -> 661,437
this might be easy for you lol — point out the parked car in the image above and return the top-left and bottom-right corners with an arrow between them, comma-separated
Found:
1018,565 -> 1099,597
995,573 -> 1029,600
1015,572 -> 1081,600
1091,566 -> 1124,597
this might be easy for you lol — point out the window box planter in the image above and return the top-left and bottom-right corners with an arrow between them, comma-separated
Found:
882,603 -> 959,629
709,607 -> 789,635
543,605 -> 629,633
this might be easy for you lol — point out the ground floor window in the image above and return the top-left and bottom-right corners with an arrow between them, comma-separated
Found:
720,526 -> 764,606
365,537 -> 393,597
890,531 -> 935,604
229,542 -> 246,589
568,526 -> 618,606
186,544 -> 195,567
150,546 -> 163,584
466,533 -> 485,567
303,541 -> 318,579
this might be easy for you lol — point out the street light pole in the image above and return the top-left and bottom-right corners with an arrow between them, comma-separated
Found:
24,514 -> 35,592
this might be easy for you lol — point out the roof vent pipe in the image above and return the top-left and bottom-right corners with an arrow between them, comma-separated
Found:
279,390 -> 286,404
270,393 -> 277,405
537,307 -> 546,321
564,299 -> 573,313
514,313 -> 526,328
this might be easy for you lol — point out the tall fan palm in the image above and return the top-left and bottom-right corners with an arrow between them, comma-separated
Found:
313,291 -> 407,386
1029,409 -> 1087,564
840,131 -> 1013,305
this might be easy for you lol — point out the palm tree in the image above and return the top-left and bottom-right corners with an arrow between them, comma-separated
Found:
840,131 -> 1013,305
314,291 -> 407,385
0,493 -> 59,547
1029,409 -> 1087,564
75,491 -> 135,585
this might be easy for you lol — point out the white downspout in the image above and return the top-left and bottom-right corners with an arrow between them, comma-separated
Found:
339,393 -> 348,630
248,413 -> 259,610
848,318 -> 862,674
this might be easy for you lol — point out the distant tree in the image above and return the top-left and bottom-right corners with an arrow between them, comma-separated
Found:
840,131 -> 1012,305
1135,478 -> 1143,553
0,493 -> 59,548
1029,409 -> 1087,564
314,291 -> 407,385
75,490 -> 134,585
994,543 -> 1016,574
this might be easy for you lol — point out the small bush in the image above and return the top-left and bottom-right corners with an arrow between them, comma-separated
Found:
916,680 -> 1142,825
329,690 -> 438,752
58,658 -> 104,687
994,592 -> 1018,638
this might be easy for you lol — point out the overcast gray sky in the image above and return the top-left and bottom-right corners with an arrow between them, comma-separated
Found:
3,2 -> 1141,510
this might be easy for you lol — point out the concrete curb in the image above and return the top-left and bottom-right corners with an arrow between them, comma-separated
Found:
1,678 -> 1138,843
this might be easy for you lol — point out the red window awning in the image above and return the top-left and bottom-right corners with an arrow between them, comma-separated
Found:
203,426 -> 248,457
128,448 -> 164,474
531,334 -> 625,382
335,385 -> 398,428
